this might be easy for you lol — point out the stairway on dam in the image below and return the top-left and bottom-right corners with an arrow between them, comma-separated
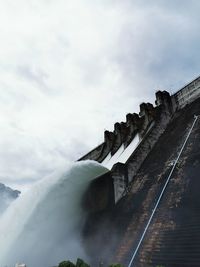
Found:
83,96 -> 200,267
114,97 -> 200,266
81,76 -> 200,266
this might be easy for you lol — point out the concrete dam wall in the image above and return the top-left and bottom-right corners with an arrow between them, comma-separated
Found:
80,75 -> 200,205
80,76 -> 200,266
80,90 -> 174,204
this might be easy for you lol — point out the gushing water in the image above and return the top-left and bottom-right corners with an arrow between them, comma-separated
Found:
0,160 -> 108,267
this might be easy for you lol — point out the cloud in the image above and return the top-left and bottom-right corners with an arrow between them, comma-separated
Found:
0,0 -> 200,189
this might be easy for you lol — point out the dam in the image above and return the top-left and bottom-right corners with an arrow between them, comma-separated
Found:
80,75 -> 200,266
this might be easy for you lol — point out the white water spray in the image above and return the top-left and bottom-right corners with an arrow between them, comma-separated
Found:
0,160 -> 108,267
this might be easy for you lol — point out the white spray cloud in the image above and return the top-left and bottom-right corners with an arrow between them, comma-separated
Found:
0,160 -> 108,267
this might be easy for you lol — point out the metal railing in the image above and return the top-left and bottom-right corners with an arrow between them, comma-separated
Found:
128,115 -> 199,267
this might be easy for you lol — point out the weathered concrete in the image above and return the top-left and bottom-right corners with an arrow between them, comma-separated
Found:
173,75 -> 200,109
80,90 -> 174,203
82,171 -> 115,212
81,76 -> 200,266
83,97 -> 200,267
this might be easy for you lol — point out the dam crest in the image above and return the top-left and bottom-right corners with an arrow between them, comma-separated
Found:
80,75 -> 200,204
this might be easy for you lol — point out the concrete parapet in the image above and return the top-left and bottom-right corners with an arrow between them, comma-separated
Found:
155,90 -> 174,113
78,143 -> 104,162
110,123 -> 123,155
79,90 -> 174,204
79,79 -> 200,203
97,131 -> 115,162
109,103 -> 172,202
104,130 -> 115,147
172,76 -> 200,109
125,113 -> 141,147
139,103 -> 156,137
119,122 -> 129,144
126,105 -> 171,183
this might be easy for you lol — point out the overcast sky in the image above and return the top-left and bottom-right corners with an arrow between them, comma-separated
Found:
1,0 -> 200,190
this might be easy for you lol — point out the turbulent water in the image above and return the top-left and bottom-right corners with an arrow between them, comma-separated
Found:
0,160 -> 108,267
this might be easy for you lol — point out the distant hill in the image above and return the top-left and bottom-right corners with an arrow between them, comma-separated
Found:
0,183 -> 20,214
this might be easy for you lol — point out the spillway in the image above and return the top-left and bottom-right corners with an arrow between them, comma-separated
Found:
0,160 -> 108,267
101,133 -> 140,169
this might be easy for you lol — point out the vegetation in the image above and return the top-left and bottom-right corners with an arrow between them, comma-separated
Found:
58,259 -> 124,267
58,258 -> 89,267
58,260 -> 75,267
58,258 -> 164,267
76,258 -> 90,267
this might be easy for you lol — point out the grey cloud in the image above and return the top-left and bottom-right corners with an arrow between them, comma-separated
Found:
17,65 -> 48,88
1,1 -> 200,190
110,1 -> 200,97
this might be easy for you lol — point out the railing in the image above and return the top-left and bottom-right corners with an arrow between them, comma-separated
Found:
127,115 -> 199,267
173,76 -> 200,108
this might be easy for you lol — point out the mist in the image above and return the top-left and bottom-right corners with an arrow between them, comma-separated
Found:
0,161 -> 108,267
